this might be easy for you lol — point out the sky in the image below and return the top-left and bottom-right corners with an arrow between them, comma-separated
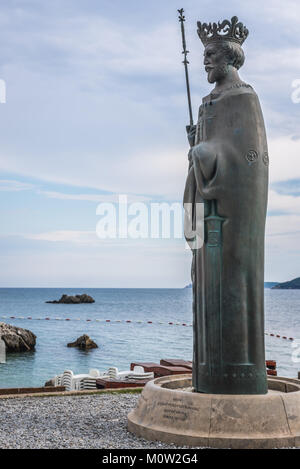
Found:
0,0 -> 300,287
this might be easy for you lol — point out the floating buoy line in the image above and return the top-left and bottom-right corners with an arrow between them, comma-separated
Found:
0,315 -> 192,327
0,315 -> 298,341
264,331 -> 296,341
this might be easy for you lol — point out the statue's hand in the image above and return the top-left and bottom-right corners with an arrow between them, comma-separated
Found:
186,125 -> 196,147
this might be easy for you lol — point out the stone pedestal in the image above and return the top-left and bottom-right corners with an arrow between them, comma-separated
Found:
128,375 -> 300,449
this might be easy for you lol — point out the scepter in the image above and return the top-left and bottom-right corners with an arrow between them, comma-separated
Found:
178,8 -> 194,127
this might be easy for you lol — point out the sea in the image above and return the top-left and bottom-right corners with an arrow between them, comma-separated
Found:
0,288 -> 299,388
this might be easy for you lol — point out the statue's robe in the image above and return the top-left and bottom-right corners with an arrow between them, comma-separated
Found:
184,84 -> 269,394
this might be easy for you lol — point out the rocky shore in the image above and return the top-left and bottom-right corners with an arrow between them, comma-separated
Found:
272,277 -> 300,289
0,322 -> 36,352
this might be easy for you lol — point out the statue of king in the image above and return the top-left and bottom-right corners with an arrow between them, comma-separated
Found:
184,17 -> 269,394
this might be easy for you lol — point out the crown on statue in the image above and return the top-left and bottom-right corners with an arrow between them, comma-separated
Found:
197,16 -> 249,47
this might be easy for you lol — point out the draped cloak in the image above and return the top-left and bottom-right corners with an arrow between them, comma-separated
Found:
184,84 -> 269,394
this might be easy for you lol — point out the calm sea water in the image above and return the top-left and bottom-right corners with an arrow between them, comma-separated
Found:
0,288 -> 299,388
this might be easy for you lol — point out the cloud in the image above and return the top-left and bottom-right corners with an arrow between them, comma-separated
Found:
266,214 -> 300,238
24,230 -> 96,244
0,179 -> 34,191
271,179 -> 300,196
0,2 -> 299,198
268,136 -> 300,183
45,17 -> 180,78
0,1 -> 300,285
39,190 -> 151,203
268,190 -> 300,215
0,240 -> 191,288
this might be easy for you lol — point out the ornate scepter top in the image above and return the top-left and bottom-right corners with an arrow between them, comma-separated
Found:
177,8 -> 193,126
178,9 -> 189,66
197,16 -> 249,46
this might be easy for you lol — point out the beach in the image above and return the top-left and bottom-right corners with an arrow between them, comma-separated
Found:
0,391 -> 187,449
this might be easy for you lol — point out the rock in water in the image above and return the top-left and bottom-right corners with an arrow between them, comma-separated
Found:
0,322 -> 36,352
67,334 -> 98,349
46,294 -> 95,304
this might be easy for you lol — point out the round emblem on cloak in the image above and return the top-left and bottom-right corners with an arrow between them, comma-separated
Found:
262,151 -> 269,166
245,150 -> 258,164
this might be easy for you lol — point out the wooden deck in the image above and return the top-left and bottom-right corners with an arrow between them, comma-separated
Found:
160,358 -> 192,369
96,377 -> 151,389
0,386 -> 65,396
130,362 -> 192,377
96,357 -> 278,389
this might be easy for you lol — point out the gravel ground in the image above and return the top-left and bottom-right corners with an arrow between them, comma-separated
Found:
0,393 -> 188,449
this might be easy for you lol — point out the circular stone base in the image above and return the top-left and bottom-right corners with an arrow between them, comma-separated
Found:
128,375 -> 300,449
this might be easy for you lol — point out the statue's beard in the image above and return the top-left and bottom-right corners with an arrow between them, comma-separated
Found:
207,64 -> 229,84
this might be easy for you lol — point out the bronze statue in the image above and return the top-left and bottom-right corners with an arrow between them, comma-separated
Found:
183,16 -> 269,394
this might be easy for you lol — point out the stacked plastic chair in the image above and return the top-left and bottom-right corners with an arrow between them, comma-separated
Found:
75,369 -> 103,390
61,370 -> 75,391
51,366 -> 154,391
107,366 -> 154,380
61,370 -> 96,391
127,366 -> 154,380
107,367 -> 131,379
54,374 -> 63,386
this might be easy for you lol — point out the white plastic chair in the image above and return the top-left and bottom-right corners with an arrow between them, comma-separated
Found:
54,374 -> 63,386
132,366 -> 144,374
51,368 -> 98,391
61,370 -> 75,391
106,366 -> 153,380
89,369 -> 101,377
107,367 -> 132,380
76,377 -> 98,390
74,369 -> 110,390
127,366 -> 154,380
61,370 -> 90,391
56,366 -> 149,390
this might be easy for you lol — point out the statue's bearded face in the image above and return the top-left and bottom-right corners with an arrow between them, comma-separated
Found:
203,43 -> 229,84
